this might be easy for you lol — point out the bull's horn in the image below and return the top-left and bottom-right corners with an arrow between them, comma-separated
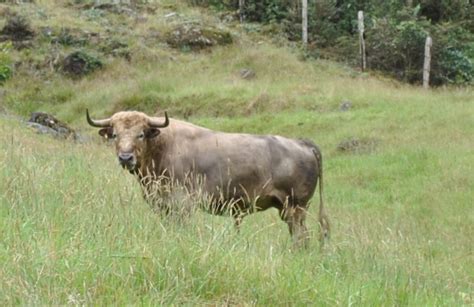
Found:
86,109 -> 111,127
148,112 -> 169,128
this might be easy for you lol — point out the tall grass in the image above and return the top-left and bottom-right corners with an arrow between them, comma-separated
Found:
1,87 -> 473,304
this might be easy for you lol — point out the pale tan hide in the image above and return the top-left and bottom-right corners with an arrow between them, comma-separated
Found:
87,110 -> 330,247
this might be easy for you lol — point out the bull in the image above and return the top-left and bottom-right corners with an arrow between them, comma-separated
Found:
86,110 -> 330,247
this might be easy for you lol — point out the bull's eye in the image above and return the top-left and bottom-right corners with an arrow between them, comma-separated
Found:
138,132 -> 145,140
111,133 -> 117,139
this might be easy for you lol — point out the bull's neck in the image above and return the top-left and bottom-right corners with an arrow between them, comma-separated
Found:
138,133 -> 170,179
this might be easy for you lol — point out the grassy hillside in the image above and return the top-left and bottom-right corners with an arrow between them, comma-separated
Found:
1,1 -> 473,305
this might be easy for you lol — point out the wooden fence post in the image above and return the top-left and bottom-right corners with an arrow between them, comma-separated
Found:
239,0 -> 245,23
423,36 -> 432,89
302,0 -> 308,45
358,11 -> 366,71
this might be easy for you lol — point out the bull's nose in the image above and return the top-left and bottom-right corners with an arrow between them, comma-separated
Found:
118,152 -> 134,164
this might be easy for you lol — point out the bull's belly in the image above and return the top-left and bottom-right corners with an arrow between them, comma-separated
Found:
199,193 -> 277,216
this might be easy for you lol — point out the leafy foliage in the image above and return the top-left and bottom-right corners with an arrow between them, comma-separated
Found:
190,0 -> 473,86
62,50 -> 103,78
0,42 -> 13,84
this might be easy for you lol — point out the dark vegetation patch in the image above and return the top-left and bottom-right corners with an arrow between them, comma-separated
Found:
92,3 -> 137,17
0,41 -> 13,83
99,39 -> 131,60
61,50 -> 103,78
166,24 -> 233,51
337,137 -> 380,154
49,28 -> 96,47
0,14 -> 35,49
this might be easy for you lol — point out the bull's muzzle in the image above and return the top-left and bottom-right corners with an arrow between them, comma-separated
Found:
118,152 -> 136,170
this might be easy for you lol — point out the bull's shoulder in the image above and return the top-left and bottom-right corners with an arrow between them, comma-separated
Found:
166,119 -> 214,140
169,119 -> 212,132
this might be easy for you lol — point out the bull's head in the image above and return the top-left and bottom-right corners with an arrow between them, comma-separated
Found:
86,110 -> 169,172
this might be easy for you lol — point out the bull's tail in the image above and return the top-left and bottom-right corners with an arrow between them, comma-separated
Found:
313,146 -> 330,246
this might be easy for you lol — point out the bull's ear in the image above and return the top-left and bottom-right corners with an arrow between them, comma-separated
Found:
144,128 -> 160,139
98,127 -> 114,139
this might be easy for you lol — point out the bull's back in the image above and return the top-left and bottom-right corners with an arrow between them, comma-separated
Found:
163,122 -> 318,203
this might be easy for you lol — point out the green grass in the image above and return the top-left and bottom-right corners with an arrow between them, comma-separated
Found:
1,91 -> 473,304
0,1 -> 473,305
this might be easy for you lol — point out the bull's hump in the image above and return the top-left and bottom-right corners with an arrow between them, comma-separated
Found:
111,111 -> 149,127
170,119 -> 211,131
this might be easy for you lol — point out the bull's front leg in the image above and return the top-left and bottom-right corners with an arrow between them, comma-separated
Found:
138,175 -> 173,215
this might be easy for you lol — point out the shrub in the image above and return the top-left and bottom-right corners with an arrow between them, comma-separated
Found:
394,20 -> 429,83
0,42 -> 13,84
430,24 -> 474,85
0,14 -> 35,42
62,50 -> 103,78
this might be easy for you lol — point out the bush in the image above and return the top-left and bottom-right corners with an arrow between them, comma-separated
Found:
62,50 -> 103,78
394,20 -> 429,83
0,42 -> 13,84
430,25 -> 474,85
0,14 -> 35,42
437,48 -> 473,84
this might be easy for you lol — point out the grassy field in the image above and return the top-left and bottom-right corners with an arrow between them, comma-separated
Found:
1,1 -> 473,305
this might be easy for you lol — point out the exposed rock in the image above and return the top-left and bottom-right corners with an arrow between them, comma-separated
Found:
93,3 -> 136,16
28,112 -> 77,140
339,100 -> 352,112
240,68 -> 256,80
41,26 -> 53,37
164,12 -> 177,19
337,137 -> 379,154
219,12 -> 237,23
166,24 -> 232,51
27,122 -> 64,138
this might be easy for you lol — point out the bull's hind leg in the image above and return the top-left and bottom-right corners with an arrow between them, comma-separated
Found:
295,206 -> 310,247
232,211 -> 247,233
279,205 -> 310,249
